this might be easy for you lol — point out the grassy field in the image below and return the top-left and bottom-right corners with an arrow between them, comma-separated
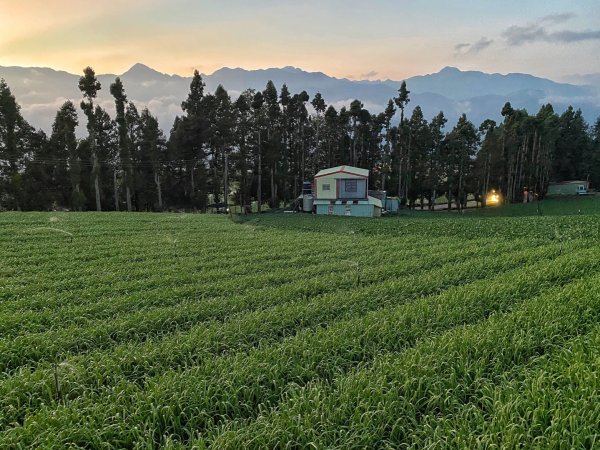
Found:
1,198 -> 600,448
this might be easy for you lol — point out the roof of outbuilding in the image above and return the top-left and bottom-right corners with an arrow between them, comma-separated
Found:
548,180 -> 589,185
314,165 -> 369,178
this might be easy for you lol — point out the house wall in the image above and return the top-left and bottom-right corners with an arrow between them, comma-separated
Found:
315,203 -> 378,217
315,177 -> 337,200
339,179 -> 367,199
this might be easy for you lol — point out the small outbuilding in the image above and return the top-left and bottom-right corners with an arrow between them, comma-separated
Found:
313,165 -> 382,217
547,180 -> 590,196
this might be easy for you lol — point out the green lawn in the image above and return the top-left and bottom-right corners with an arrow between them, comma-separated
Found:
1,201 -> 600,448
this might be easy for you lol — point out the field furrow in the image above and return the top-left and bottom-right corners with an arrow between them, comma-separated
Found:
205,272 -> 600,449
3,245 -> 598,447
0,237 -> 540,372
404,325 -> 600,448
0,238 -> 561,428
1,210 -> 599,449
0,236 -> 490,336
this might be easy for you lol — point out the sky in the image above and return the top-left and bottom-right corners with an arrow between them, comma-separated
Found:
1,0 -> 599,81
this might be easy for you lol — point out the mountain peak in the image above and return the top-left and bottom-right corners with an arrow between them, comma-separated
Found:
0,63 -> 597,139
123,63 -> 163,77
211,66 -> 247,74
439,66 -> 461,74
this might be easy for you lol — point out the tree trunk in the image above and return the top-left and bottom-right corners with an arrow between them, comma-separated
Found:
240,136 -> 247,210
405,133 -> 412,202
397,157 -> 402,199
457,154 -> 464,212
154,172 -> 163,211
270,165 -> 276,208
75,183 -> 82,211
515,136 -> 528,201
352,126 -> 357,166
301,123 -> 305,182
315,121 -> 321,172
294,174 -> 298,202
506,152 -> 514,203
484,150 -> 491,205
223,151 -> 229,208
190,162 -> 195,202
113,169 -> 119,211
213,155 -> 219,204
92,152 -> 101,211
529,130 -> 538,191
126,186 -> 132,212
512,148 -> 519,202
534,135 -> 541,195
257,148 -> 262,213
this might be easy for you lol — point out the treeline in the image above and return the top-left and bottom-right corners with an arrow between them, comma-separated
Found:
1,67 -> 599,211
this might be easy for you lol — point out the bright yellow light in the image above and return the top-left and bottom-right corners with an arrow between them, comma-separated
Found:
486,190 -> 501,205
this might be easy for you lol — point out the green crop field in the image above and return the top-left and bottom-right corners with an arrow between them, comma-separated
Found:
1,199 -> 600,448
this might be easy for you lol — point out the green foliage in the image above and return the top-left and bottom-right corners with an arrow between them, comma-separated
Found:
3,72 -> 599,212
180,70 -> 205,117
1,210 -> 600,447
0,79 -> 47,210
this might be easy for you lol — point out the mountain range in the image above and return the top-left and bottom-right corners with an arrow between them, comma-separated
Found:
1,63 -> 599,136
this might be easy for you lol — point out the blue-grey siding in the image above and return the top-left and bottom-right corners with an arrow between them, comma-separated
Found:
338,179 -> 367,199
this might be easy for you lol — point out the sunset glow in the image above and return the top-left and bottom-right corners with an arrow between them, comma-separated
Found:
1,0 -> 598,80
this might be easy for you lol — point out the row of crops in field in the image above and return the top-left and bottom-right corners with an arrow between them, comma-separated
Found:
1,206 -> 599,448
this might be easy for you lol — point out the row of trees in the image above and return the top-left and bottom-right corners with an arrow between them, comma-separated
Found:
1,68 -> 599,211
0,70 -> 167,211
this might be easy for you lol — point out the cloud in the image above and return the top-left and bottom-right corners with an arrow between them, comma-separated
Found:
456,100 -> 472,115
360,70 -> 378,79
503,24 -> 546,46
539,13 -> 576,25
454,37 -> 493,56
503,13 -> 600,46
541,94 -> 600,108
559,73 -> 600,87
469,37 -> 494,54
551,30 -> 600,43
19,97 -> 75,133
329,98 -> 384,113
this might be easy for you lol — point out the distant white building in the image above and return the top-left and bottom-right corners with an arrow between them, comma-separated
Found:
547,180 -> 590,196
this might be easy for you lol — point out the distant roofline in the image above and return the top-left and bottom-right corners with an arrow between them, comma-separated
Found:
314,165 -> 369,178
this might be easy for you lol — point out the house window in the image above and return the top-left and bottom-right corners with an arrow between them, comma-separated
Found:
345,179 -> 357,193
322,184 -> 331,191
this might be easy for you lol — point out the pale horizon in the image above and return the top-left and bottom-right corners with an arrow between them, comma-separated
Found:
1,62 -> 596,86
